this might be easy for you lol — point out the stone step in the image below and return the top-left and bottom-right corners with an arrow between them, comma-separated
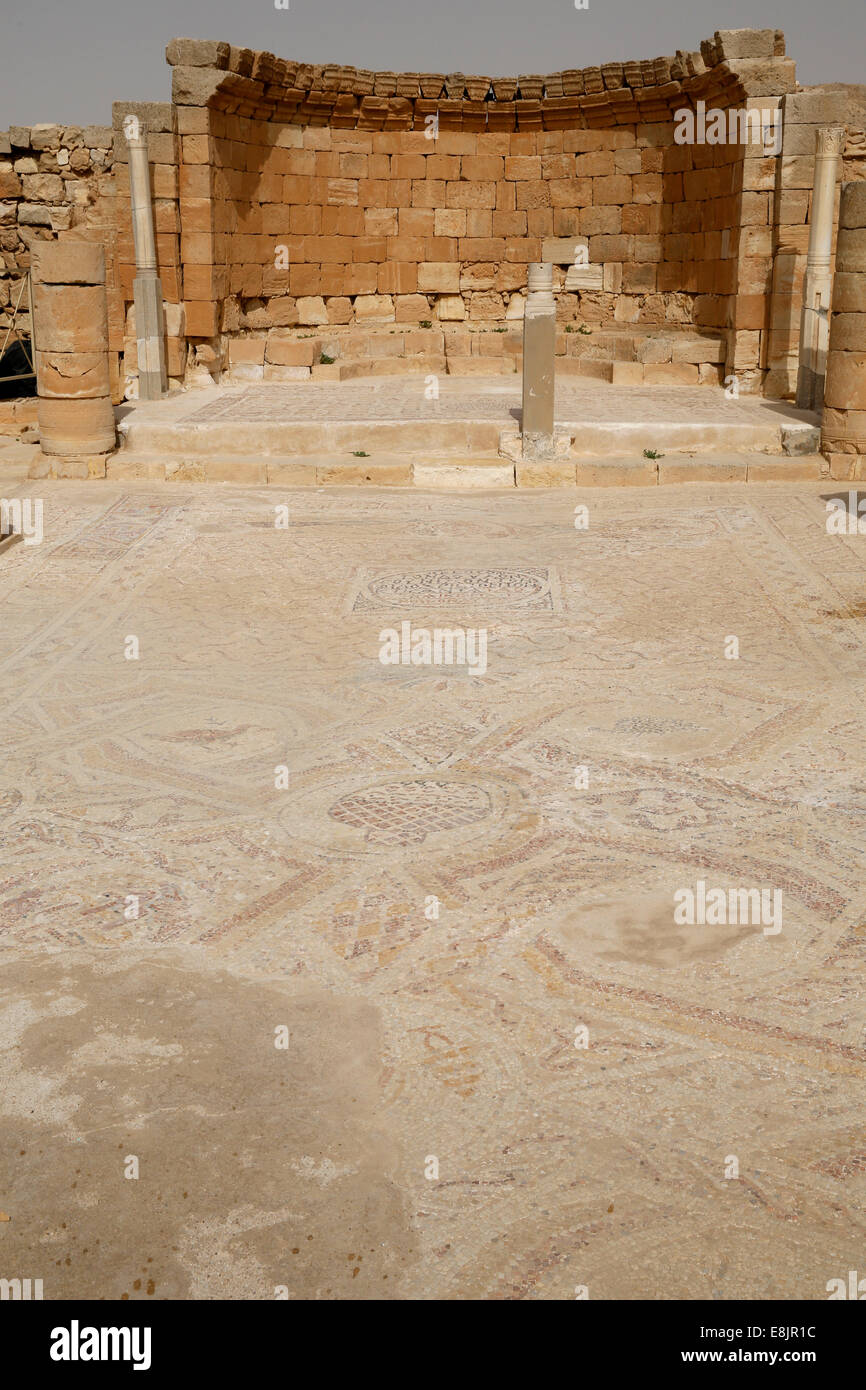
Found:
100,451 -> 829,489
499,415 -> 788,459
443,356 -> 518,376
118,416 -> 506,458
121,409 -> 783,461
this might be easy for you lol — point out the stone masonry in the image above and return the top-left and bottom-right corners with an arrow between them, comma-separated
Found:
2,28 -> 865,411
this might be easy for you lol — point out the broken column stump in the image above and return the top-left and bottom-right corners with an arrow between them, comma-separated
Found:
31,242 -> 116,462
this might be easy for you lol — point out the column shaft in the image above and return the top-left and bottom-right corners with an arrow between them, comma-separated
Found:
126,121 -> 167,400
796,126 -> 845,410
522,262 -> 556,460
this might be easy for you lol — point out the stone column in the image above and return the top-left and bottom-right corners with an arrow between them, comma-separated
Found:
796,126 -> 846,411
821,182 -> 866,477
521,262 -> 556,460
32,242 -> 116,460
124,116 -> 167,400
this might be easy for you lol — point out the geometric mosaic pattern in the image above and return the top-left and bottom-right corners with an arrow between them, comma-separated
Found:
1,480 -> 866,1300
350,566 -> 561,613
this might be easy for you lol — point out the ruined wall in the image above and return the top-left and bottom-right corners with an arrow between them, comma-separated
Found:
765,91 -> 866,396
166,28 -> 797,391
200,112 -> 746,337
8,28 -> 864,403
0,123 -> 114,350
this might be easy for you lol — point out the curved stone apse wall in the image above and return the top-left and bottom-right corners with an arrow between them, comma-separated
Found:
160,30 -> 796,390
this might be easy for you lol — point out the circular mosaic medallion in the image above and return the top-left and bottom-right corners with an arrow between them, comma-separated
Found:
328,778 -> 492,846
361,568 -> 550,609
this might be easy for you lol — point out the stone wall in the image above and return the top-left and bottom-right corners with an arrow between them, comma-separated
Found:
765,90 -> 866,397
201,112 -> 745,338
169,28 -> 797,391
5,28 -> 865,405
0,123 -> 114,350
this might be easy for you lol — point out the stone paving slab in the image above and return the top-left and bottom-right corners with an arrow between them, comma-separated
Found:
1,478 -> 865,1300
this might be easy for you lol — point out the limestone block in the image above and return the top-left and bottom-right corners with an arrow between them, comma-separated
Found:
822,407 -> 866,451
825,351 -> 866,410
183,301 -> 219,337
840,182 -> 866,230
28,123 -> 62,151
730,59 -> 796,96
836,227 -> 866,273
395,294 -> 430,321
229,338 -> 266,366
37,396 -> 115,456
671,337 -> 725,364
166,338 -> 187,378
0,166 -> 22,198
643,363 -> 700,385
262,364 -> 312,381
82,125 -> 113,148
34,285 -> 108,353
565,265 -> 603,291
468,291 -> 504,320
783,90 -> 852,125
171,67 -> 226,107
296,295 -> 329,325
541,237 -> 588,264
163,302 -> 186,337
32,241 -> 104,285
436,294 -> 465,321
165,39 -> 231,69
265,336 -> 316,367
459,264 -> 496,292
418,262 -> 460,293
228,364 -> 264,382
353,294 -> 395,322
327,297 -> 353,325
827,314 -> 866,353
831,273 -> 866,314
34,350 -> 110,398
17,204 -> 53,226
611,362 -> 643,385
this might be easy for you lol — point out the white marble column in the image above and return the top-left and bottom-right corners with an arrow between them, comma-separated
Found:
125,116 -> 167,400
796,126 -> 845,411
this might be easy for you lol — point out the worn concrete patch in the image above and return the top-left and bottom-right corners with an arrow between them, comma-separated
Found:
0,950 -> 417,1299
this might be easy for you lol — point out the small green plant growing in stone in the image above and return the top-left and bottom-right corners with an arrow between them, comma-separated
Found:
352,450 -> 369,458
320,352 -> 336,364
577,324 -> 592,335
493,327 -> 506,332
419,320 -> 432,328
643,448 -> 664,460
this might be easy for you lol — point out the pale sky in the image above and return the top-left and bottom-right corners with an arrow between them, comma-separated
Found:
3,0 -> 864,128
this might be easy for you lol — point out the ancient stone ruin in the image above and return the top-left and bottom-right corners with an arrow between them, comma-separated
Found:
1,26 -> 865,477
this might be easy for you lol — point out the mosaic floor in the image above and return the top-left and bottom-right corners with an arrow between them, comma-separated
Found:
172,378 -> 805,427
1,477 -> 865,1300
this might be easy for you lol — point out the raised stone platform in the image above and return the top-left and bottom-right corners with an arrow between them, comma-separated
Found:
103,377 -> 822,485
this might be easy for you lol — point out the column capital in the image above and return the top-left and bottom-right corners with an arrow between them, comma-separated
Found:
815,125 -> 846,156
